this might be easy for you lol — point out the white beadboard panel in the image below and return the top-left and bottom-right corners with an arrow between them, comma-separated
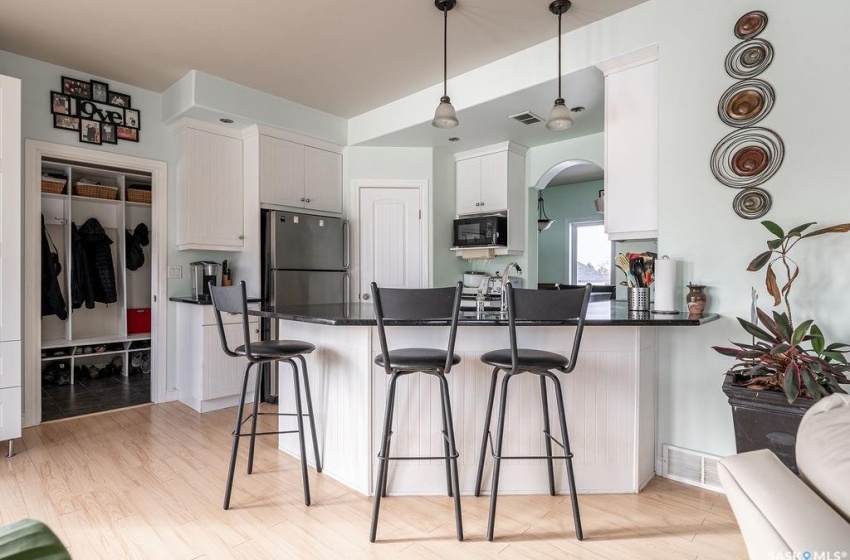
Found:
0,341 -> 21,390
0,386 -> 21,440
637,327 -> 658,489
202,323 -> 256,401
278,321 -> 372,494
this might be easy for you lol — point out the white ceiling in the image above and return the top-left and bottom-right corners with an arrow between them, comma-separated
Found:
0,0 -> 647,119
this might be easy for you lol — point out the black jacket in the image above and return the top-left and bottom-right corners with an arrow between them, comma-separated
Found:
41,216 -> 68,319
71,218 -> 117,309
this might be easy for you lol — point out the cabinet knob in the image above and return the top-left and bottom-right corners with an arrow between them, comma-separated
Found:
475,202 -> 480,207
300,197 -> 305,202
305,198 -> 311,203
480,202 -> 484,206
362,293 -> 370,300
238,235 -> 245,240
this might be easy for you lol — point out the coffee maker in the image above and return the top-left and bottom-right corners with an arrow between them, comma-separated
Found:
190,261 -> 222,300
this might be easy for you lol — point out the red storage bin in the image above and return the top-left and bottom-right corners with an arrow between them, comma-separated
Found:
127,308 -> 151,334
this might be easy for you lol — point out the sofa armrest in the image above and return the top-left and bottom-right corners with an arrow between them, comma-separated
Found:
719,449 -> 850,560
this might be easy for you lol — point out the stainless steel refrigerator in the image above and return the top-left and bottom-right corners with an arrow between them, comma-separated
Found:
261,210 -> 350,402
263,210 -> 350,306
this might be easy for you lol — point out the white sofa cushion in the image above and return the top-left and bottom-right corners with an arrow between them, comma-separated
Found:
796,393 -> 850,523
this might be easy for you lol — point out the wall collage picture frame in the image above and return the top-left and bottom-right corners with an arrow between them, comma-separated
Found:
51,76 -> 141,145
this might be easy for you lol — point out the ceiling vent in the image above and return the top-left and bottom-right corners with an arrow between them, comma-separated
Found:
509,111 -> 544,125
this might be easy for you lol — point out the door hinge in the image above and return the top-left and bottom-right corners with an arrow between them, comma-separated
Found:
153,295 -> 157,302
419,210 -> 422,220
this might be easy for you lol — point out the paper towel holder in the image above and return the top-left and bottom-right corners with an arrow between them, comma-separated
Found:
651,255 -> 680,315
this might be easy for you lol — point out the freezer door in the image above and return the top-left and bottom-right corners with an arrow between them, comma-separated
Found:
273,270 -> 349,306
270,211 -> 347,270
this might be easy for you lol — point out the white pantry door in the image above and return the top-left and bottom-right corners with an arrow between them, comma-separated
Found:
359,187 -> 423,299
0,74 -> 22,451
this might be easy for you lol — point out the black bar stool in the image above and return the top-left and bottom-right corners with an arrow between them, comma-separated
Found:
209,281 -> 322,510
369,281 -> 464,543
473,283 -> 592,541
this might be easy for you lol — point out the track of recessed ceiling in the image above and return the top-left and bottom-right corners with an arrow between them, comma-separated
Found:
0,0 -> 648,118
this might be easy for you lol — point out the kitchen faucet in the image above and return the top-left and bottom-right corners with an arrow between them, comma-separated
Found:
500,262 -> 523,314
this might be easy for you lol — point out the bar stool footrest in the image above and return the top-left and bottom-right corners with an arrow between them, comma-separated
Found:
485,430 -> 573,461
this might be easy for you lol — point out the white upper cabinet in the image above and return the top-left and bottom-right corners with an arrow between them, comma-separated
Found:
599,47 -> 659,241
455,142 -> 525,217
258,130 -> 342,215
176,121 -> 244,251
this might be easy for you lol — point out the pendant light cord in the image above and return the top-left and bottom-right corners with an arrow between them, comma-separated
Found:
557,11 -> 562,100
443,6 -> 448,97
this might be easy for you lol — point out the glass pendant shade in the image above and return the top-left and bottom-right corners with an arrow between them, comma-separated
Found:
537,193 -> 554,232
432,96 -> 459,128
538,219 -> 554,232
546,98 -> 573,131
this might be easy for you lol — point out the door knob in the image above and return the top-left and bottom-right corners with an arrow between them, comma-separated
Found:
362,293 -> 370,300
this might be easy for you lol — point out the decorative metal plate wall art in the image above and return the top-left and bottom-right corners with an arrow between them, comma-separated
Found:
725,38 -> 774,79
712,10 -> 782,220
733,188 -> 772,219
710,127 -> 784,189
734,11 -> 768,39
717,79 -> 775,127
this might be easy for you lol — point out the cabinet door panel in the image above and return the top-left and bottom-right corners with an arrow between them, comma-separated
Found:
481,151 -> 508,212
0,341 -> 20,390
304,146 -> 342,214
187,129 -> 244,248
203,322 -> 258,400
260,135 -> 305,208
0,387 -> 21,440
456,157 -> 482,216
604,60 -> 658,239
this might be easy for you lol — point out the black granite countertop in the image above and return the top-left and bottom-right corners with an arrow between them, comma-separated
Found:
170,296 -> 263,305
248,301 -> 718,327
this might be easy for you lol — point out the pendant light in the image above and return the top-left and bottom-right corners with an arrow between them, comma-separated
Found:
537,192 -> 554,232
545,0 -> 574,131
432,0 -> 459,129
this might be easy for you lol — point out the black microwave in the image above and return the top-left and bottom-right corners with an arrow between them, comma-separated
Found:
452,215 -> 507,247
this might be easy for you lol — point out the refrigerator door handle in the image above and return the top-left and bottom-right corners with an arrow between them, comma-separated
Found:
342,220 -> 351,270
343,272 -> 351,306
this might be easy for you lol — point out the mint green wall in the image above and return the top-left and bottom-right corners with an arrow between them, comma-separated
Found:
537,180 -> 604,284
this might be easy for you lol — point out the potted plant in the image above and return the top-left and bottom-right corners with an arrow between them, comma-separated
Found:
713,221 -> 850,472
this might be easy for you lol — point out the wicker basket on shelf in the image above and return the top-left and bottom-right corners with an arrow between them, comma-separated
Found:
126,188 -> 152,204
41,176 -> 66,194
74,181 -> 118,200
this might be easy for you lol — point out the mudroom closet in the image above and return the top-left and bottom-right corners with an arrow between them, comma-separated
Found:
34,152 -> 157,422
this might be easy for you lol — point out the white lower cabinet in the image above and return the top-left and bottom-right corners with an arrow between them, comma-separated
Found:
0,387 -> 21,443
176,303 -> 258,413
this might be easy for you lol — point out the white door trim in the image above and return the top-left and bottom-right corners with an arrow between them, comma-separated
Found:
22,140 -> 168,427
350,179 -> 431,302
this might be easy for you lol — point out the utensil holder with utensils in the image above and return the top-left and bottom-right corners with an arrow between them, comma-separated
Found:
627,287 -> 650,311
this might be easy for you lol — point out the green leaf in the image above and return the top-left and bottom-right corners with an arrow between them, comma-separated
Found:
791,320 -> 814,346
738,317 -> 778,343
766,238 -> 782,250
787,222 -> 817,237
770,342 -> 791,354
712,346 -> 741,357
756,308 -> 780,337
811,324 -> 825,354
824,351 -> 849,364
774,312 -> 793,341
762,221 -> 785,238
802,223 -> 850,238
825,343 -> 850,352
802,371 -> 822,401
747,251 -> 773,272
783,362 -> 800,403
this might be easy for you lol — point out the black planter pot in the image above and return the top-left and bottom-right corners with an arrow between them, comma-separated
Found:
721,374 -> 815,473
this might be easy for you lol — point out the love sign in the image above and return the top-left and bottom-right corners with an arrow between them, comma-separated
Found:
51,76 -> 141,145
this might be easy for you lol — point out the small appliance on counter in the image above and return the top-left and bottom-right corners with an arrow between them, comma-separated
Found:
459,273 -> 522,310
452,215 -> 508,248
190,261 -> 222,300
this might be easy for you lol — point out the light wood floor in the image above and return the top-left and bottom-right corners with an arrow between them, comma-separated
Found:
0,402 -> 746,559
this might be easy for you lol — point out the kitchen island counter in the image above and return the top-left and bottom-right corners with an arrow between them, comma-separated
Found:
249,300 -> 718,326
260,301 -> 717,498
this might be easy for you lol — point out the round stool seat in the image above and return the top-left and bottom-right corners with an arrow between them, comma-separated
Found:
374,348 -> 460,372
481,348 -> 570,371
235,340 -> 316,359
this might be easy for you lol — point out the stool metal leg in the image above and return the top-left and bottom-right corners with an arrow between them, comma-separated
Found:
296,355 -> 322,473
246,364 -> 264,475
6,439 -> 13,458
370,371 -> 400,543
487,372 -> 513,541
223,362 -> 254,510
548,372 -> 583,541
437,372 -> 463,541
287,359 -> 311,506
379,378 -> 397,499
474,367 -> 500,497
539,375 -> 556,496
440,384 -> 453,499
